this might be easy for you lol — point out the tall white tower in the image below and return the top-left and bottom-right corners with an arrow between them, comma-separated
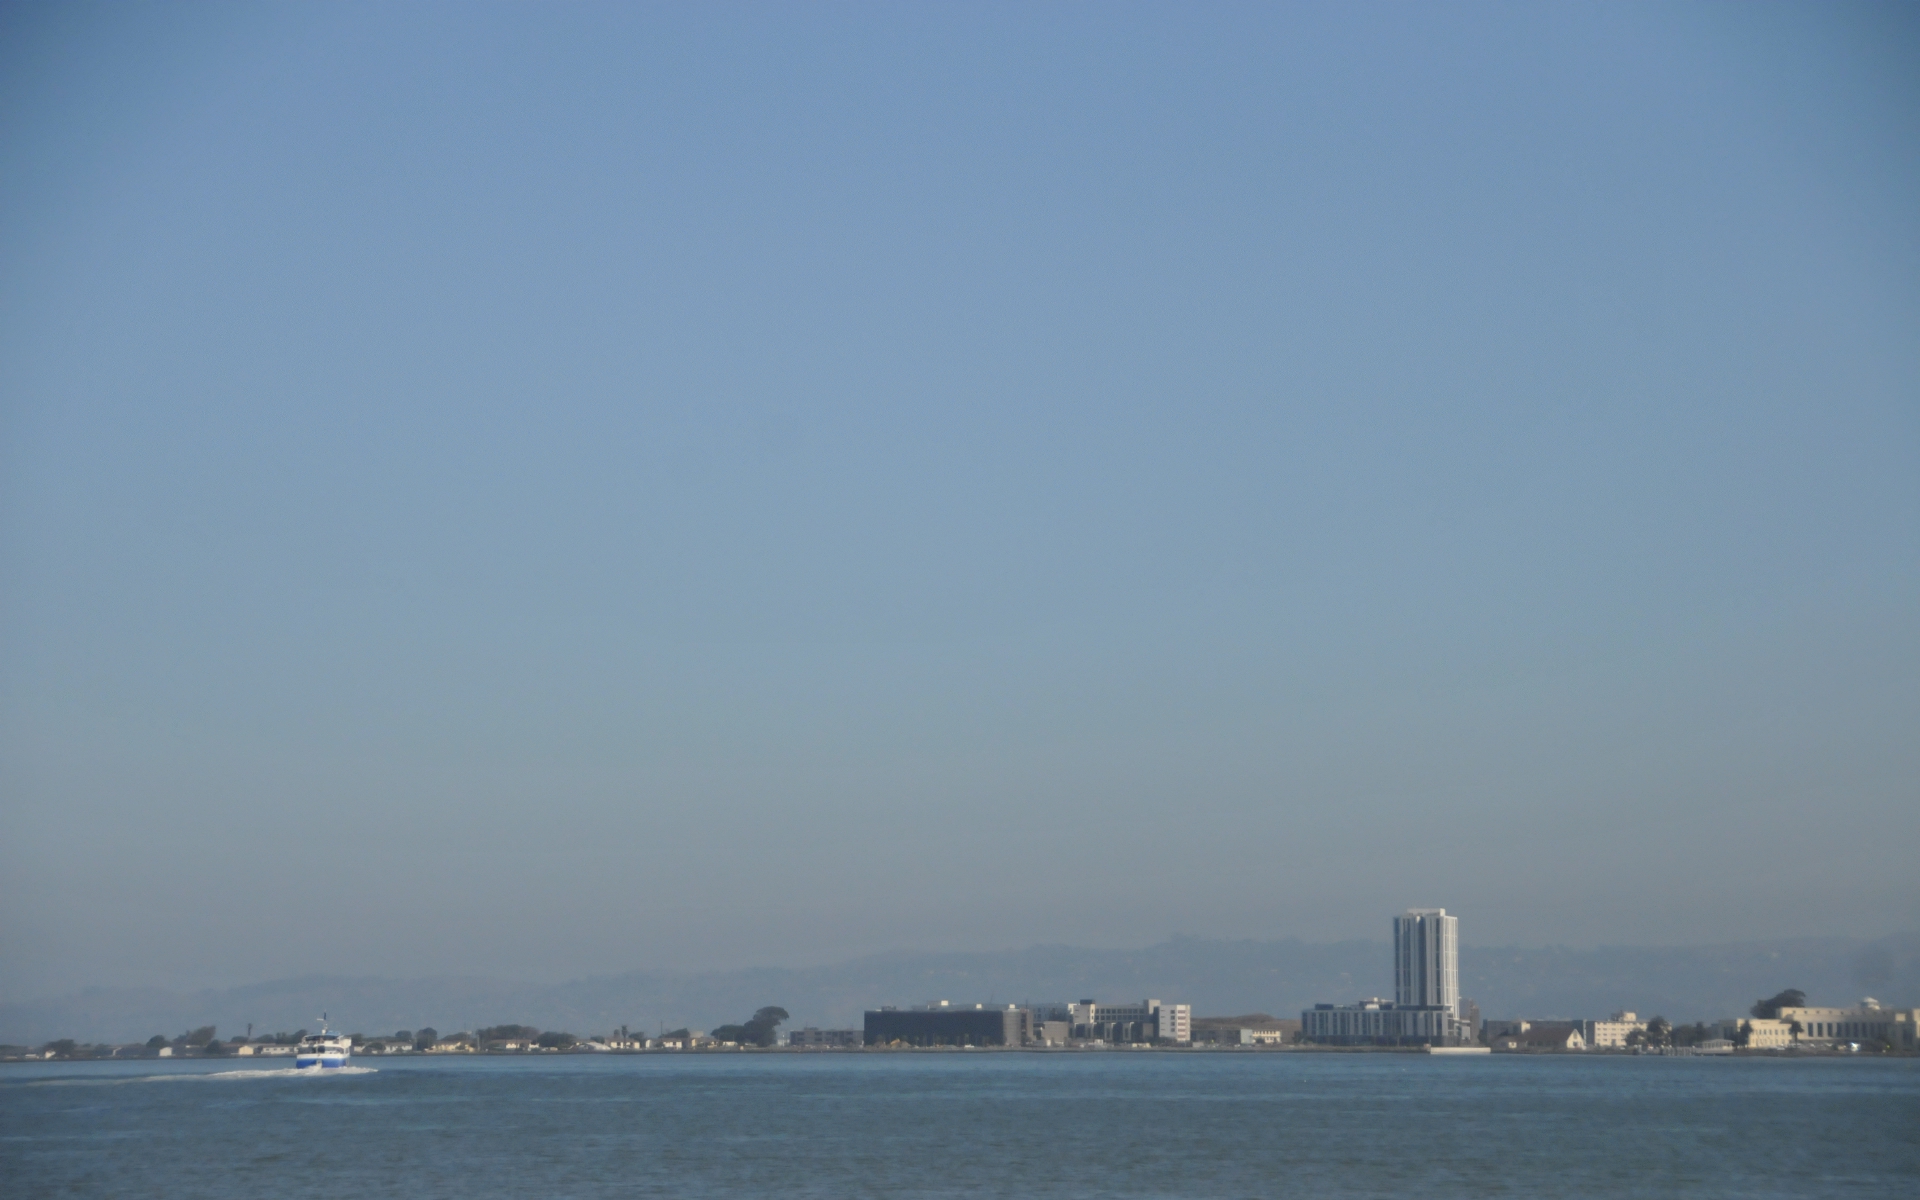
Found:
1394,909 -> 1458,1015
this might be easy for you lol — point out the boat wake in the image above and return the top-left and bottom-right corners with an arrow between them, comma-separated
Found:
196,1066 -> 379,1080
26,1066 -> 378,1086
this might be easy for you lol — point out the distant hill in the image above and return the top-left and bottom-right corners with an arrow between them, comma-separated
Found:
4,931 -> 1915,1045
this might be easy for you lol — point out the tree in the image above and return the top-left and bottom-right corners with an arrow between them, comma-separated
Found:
711,1006 -> 791,1048
476,1025 -> 540,1043
1638,1017 -> 1672,1048
536,1031 -> 578,1049
176,1026 -> 216,1048
1751,990 -> 1805,1019
413,1027 -> 438,1051
146,1035 -> 170,1050
1733,1021 -> 1753,1048
42,1039 -> 77,1058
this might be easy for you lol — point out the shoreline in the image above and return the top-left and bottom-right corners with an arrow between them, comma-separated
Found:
6,1044 -> 1911,1064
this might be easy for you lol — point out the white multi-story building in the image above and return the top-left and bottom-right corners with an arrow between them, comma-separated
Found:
1738,1019 -> 1795,1049
1062,999 -> 1191,1043
1776,1000 -> 1919,1050
1394,909 -> 1459,1016
1589,1011 -> 1648,1049
1156,1002 -> 1191,1044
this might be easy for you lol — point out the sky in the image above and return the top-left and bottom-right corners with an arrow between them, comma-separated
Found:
1,1 -> 1916,1002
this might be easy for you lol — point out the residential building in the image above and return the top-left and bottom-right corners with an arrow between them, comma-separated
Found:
1589,1011 -> 1647,1049
1302,908 -> 1473,1046
1394,909 -> 1459,1015
1302,999 -> 1458,1046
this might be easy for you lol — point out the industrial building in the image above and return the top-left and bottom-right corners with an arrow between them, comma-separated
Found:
863,997 -> 1194,1047
863,1003 -> 1032,1047
787,1027 -> 862,1048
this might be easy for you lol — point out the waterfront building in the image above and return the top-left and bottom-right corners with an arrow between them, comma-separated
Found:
1063,999 -> 1191,1044
1394,909 -> 1459,1015
1588,1011 -> 1647,1049
864,1003 -> 1032,1047
1033,1020 -> 1070,1046
1456,999 -> 1481,1043
1775,1000 -> 1919,1050
1302,908 -> 1474,1046
1737,1018 -> 1794,1049
1302,998 -> 1457,1045
1195,1026 -> 1253,1045
788,1027 -> 863,1048
1489,1024 -> 1586,1051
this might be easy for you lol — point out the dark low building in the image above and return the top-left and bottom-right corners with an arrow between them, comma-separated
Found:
787,1027 -> 862,1048
864,1004 -> 1031,1047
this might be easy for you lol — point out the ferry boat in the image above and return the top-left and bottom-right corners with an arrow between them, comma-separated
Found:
295,1018 -> 352,1069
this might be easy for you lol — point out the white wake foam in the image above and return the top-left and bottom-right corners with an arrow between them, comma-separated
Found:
26,1065 -> 379,1086
183,1065 -> 379,1080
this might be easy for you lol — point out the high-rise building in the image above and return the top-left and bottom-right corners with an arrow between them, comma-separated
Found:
1393,909 -> 1459,1016
1301,908 -> 1474,1047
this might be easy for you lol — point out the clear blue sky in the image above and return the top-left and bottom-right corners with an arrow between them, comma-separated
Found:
2,2 -> 1915,999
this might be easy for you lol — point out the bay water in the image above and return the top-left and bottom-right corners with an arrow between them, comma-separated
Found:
4,1052 -> 1915,1197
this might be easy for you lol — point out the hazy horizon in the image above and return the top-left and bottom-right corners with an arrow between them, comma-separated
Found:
8,928 -> 1917,1046
3,3 -> 1916,1003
